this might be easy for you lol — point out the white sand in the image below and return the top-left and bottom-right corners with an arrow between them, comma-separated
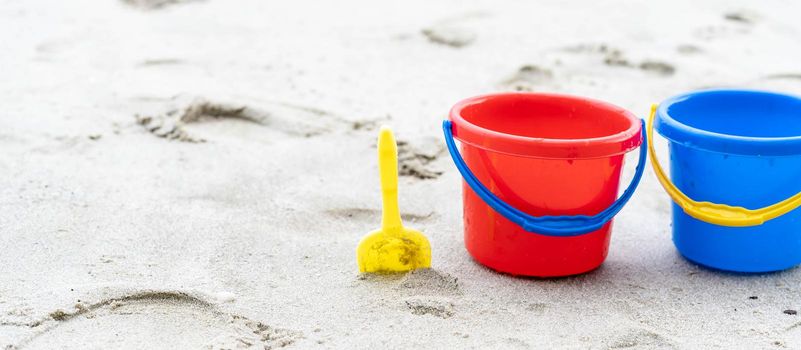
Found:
2,0 -> 801,348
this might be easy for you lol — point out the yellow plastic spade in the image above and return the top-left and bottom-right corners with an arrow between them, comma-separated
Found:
357,126 -> 432,273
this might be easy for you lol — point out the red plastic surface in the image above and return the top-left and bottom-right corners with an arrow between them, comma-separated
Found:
451,93 -> 641,159
449,92 -> 641,277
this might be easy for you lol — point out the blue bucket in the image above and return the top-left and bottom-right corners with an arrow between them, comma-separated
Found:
649,89 -> 801,272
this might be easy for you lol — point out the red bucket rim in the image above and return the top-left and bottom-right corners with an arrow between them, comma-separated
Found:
449,92 -> 642,159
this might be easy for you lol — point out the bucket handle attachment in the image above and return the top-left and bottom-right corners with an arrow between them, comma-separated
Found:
648,104 -> 801,226
442,119 -> 646,237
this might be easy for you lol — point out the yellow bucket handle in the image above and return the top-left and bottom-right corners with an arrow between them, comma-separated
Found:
647,104 -> 801,226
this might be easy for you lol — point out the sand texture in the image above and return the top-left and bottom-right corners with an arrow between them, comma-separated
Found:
2,0 -> 801,348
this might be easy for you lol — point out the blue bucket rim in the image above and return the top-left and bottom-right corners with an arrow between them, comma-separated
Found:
656,89 -> 801,156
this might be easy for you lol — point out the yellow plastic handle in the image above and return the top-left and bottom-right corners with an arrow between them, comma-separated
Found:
647,104 -> 801,227
378,126 -> 403,232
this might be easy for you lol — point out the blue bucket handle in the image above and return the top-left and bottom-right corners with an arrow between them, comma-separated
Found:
442,119 -> 647,237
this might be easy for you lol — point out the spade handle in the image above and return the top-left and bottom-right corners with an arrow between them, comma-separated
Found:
378,126 -> 403,232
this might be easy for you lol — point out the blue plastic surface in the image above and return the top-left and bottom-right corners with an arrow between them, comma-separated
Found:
656,89 -> 801,156
656,89 -> 801,272
442,119 -> 646,237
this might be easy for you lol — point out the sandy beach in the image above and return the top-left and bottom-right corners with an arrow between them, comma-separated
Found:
2,0 -> 801,348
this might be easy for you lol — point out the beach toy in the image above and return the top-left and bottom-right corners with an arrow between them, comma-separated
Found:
648,89 -> 801,272
357,126 -> 432,273
443,92 -> 645,277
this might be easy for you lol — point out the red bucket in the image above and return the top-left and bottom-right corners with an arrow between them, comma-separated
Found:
443,93 -> 644,277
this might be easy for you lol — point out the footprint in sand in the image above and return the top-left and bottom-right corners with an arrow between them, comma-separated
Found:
600,49 -> 674,76
404,297 -> 454,318
694,25 -> 749,41
607,328 -> 676,349
363,135 -> 446,179
501,64 -> 556,92
694,11 -> 756,41
420,12 -> 488,48
133,96 -> 348,143
357,269 -> 462,318
763,73 -> 801,81
325,208 -> 435,224
421,27 -> 476,48
15,291 -> 301,350
676,44 -> 703,55
638,61 -> 676,76
121,0 -> 202,10
350,115 -> 391,132
723,10 -> 759,25
749,74 -> 801,92
525,302 -> 548,316
393,268 -> 462,296
396,137 -> 446,180
562,44 -> 676,77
